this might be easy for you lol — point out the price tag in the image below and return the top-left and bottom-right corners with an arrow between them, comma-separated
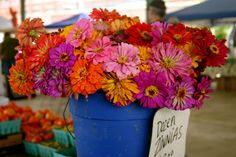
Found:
149,108 -> 190,157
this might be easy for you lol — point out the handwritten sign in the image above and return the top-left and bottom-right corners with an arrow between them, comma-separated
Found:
149,108 -> 190,157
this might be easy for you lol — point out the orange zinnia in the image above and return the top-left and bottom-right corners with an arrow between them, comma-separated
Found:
8,60 -> 34,96
70,59 -> 103,96
28,34 -> 65,71
89,8 -> 121,22
16,18 -> 46,47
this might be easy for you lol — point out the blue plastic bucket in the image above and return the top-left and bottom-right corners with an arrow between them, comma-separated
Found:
69,90 -> 157,157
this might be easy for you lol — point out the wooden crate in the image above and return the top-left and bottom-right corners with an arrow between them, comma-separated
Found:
216,77 -> 236,91
0,133 -> 22,148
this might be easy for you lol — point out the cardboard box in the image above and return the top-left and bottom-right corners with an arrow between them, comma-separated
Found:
0,133 -> 22,148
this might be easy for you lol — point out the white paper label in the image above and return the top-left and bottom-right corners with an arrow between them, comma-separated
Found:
149,108 -> 190,157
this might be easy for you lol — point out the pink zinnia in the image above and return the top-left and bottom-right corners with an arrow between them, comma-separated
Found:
165,76 -> 195,110
66,18 -> 92,47
149,42 -> 192,84
103,42 -> 140,79
193,76 -> 212,109
151,21 -> 171,46
134,71 -> 169,108
92,21 -> 109,32
85,36 -> 113,64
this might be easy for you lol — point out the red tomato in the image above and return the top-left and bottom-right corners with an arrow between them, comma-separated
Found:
43,132 -> 54,141
0,114 -> 9,122
3,108 -> 15,119
54,118 -> 66,127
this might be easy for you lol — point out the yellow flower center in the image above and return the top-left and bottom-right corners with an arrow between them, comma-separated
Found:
197,90 -> 206,101
177,88 -> 187,99
59,53 -> 69,61
73,28 -> 82,39
118,56 -> 127,64
140,31 -> 152,41
29,29 -> 37,37
145,85 -> 159,98
174,34 -> 182,41
209,44 -> 219,54
94,47 -> 103,53
161,57 -> 175,69
17,73 -> 26,82
77,67 -> 87,80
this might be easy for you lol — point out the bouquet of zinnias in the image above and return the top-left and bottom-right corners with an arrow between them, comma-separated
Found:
9,8 -> 228,110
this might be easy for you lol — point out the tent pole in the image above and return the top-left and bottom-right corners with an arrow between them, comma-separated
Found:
20,0 -> 25,22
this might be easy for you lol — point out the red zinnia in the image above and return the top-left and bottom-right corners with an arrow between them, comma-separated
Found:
162,23 -> 192,46
190,28 -> 215,56
190,28 -> 228,67
204,39 -> 228,67
125,23 -> 152,46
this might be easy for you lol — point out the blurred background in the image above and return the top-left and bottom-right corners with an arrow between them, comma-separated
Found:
0,0 -> 236,157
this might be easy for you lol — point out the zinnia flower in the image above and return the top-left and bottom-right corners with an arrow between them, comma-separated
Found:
61,24 -> 75,38
189,28 -> 228,67
151,21 -> 171,46
110,16 -> 140,33
85,36 -> 113,64
70,59 -> 103,96
8,60 -> 34,95
103,42 -> 140,80
92,21 -> 109,32
165,76 -> 195,110
28,34 -> 65,71
32,66 -> 48,95
49,42 -> 77,69
203,39 -> 228,67
102,73 -> 139,106
134,71 -> 168,108
16,18 -> 46,47
149,42 -> 192,84
34,64 -> 72,97
162,23 -> 192,46
125,23 -> 152,46
193,76 -> 212,109
66,18 -> 92,47
89,8 -> 121,22
138,46 -> 151,72
47,68 -> 72,97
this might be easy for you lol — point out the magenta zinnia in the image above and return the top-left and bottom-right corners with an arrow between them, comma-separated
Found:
134,72 -> 168,108
103,42 -> 140,79
49,42 -> 77,69
165,76 -> 195,110
149,42 -> 192,84
36,65 -> 72,97
193,76 -> 212,109
32,66 -> 48,95
151,21 -> 171,46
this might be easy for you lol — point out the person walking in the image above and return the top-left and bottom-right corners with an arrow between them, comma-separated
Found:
0,32 -> 19,99
147,0 -> 166,23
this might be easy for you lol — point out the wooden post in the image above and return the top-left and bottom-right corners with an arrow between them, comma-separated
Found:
20,0 -> 25,22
